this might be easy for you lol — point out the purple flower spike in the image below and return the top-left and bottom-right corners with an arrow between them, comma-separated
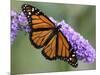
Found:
11,11 -> 19,44
49,17 -> 96,63
11,11 -> 31,44
18,12 -> 31,32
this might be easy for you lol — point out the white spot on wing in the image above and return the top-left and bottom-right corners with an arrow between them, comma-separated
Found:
37,12 -> 39,14
27,16 -> 30,18
69,58 -> 72,61
24,4 -> 27,7
28,12 -> 31,15
23,10 -> 25,12
32,8 -> 34,11
72,54 -> 75,57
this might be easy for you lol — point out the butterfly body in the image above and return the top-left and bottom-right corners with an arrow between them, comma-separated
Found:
22,4 -> 78,68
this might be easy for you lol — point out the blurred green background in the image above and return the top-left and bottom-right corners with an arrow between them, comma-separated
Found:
11,0 -> 96,74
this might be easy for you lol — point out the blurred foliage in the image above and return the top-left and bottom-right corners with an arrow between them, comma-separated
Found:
11,0 -> 96,74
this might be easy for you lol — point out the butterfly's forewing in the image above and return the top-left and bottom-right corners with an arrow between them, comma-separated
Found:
22,4 -> 55,48
57,32 -> 70,57
22,4 -> 55,29
30,30 -> 53,48
57,31 -> 78,67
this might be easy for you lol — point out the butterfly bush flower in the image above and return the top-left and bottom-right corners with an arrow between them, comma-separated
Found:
11,11 -> 30,44
49,17 -> 96,63
11,11 -> 19,44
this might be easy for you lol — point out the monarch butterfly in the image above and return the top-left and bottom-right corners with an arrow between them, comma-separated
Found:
22,4 -> 78,67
